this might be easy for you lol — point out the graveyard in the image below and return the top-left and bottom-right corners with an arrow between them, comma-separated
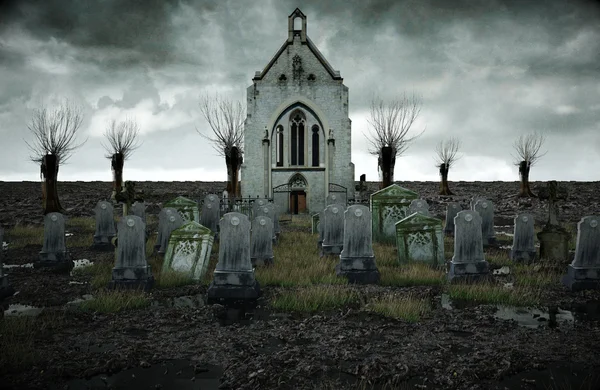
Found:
1,180 -> 600,390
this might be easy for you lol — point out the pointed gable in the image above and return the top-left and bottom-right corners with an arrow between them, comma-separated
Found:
370,184 -> 419,201
396,212 -> 443,228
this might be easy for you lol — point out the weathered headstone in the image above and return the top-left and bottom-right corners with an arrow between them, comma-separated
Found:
108,215 -> 154,290
251,197 -> 268,219
92,201 -> 116,251
537,181 -> 570,269
36,212 -> 73,271
470,196 -> 485,211
408,199 -> 430,216
131,202 -> 146,225
254,205 -> 277,244
326,193 -> 341,206
201,194 -> 221,237
155,208 -> 184,254
207,212 -> 260,304
311,213 -> 320,235
447,210 -> 490,282
336,205 -> 380,284
443,203 -> 461,236
162,221 -> 214,281
267,203 -> 281,237
510,214 -> 536,263
321,203 -> 345,256
250,216 -> 274,266
562,216 -> 600,291
0,226 -> 14,299
164,196 -> 200,223
474,199 -> 497,246
370,184 -> 419,244
396,213 -> 444,267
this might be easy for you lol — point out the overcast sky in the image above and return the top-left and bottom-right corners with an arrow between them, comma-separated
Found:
1,0 -> 599,183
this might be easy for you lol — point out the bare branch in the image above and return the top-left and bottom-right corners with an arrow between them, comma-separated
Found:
511,131 -> 547,166
24,99 -> 87,165
101,117 -> 142,160
196,93 -> 245,158
435,137 -> 462,168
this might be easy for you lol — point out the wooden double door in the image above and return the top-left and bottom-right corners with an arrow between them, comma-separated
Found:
290,190 -> 307,214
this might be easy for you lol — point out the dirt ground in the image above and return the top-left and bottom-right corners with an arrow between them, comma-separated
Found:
1,180 -> 600,390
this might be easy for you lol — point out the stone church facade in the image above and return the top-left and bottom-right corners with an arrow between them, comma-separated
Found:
241,8 -> 355,214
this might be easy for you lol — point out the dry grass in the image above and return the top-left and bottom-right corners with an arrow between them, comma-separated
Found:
5,224 -> 43,248
367,293 -> 431,322
379,264 -> 445,287
448,282 -> 541,306
77,289 -> 150,313
270,285 -> 360,312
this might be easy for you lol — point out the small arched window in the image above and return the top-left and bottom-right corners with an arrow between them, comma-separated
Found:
312,125 -> 320,167
276,125 -> 284,167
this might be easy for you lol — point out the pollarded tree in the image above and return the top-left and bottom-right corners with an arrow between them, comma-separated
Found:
102,118 -> 142,202
197,93 -> 245,199
365,94 -> 425,189
435,137 -> 462,196
24,99 -> 87,214
512,131 -> 547,197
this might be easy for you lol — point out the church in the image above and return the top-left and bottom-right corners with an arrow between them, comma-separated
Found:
241,8 -> 355,214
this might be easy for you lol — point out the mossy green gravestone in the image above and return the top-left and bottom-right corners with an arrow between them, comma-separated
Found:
370,184 -> 419,244
164,196 -> 200,223
162,221 -> 214,281
395,212 -> 444,267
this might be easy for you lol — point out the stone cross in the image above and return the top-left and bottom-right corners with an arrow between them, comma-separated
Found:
537,181 -> 568,228
115,181 -> 143,216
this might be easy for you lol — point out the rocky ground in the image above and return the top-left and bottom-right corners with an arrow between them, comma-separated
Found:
0,180 -> 599,390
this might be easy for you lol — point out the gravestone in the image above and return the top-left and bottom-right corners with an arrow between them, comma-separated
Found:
36,212 -> 73,272
321,203 -> 345,256
336,205 -> 380,284
162,221 -> 214,281
510,214 -> 536,263
447,210 -> 490,282
155,208 -> 184,254
164,196 -> 200,223
267,203 -> 281,237
251,197 -> 269,219
561,216 -> 600,291
326,193 -> 343,206
131,202 -> 146,225
408,199 -> 430,216
201,194 -> 221,238
0,226 -> 14,299
254,205 -> 277,244
370,184 -> 419,244
537,181 -> 570,269
108,215 -> 154,290
444,203 -> 461,236
207,212 -> 260,304
470,196 -> 485,211
396,213 -> 444,267
92,201 -> 116,251
474,199 -> 497,246
250,216 -> 274,266
311,213 -> 320,235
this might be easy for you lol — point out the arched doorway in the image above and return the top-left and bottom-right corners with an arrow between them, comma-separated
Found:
289,173 -> 307,214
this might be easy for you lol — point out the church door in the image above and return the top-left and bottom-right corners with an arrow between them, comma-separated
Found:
290,190 -> 307,214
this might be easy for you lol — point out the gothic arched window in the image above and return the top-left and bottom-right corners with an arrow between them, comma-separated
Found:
290,111 -> 305,166
276,125 -> 284,167
311,125 -> 320,167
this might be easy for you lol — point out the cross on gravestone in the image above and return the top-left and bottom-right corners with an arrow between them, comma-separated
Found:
537,181 -> 568,228
114,181 -> 144,216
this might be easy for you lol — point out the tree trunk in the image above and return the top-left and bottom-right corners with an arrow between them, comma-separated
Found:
518,160 -> 536,197
40,154 -> 63,215
439,163 -> 454,195
379,146 -> 395,189
225,147 -> 242,210
111,153 -> 125,202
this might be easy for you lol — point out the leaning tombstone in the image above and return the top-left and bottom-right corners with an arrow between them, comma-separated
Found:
92,201 -> 116,251
108,215 -> 154,291
155,208 -> 184,254
321,203 -> 345,256
510,214 -> 536,263
444,203 -> 461,236
336,205 -> 380,284
164,196 -> 200,223
561,216 -> 600,291
162,221 -> 214,281
207,212 -> 260,304
0,226 -> 14,299
250,216 -> 274,266
408,199 -> 430,216
474,199 -> 497,246
447,210 -> 490,282
311,213 -> 320,234
36,212 -> 73,272
201,194 -> 221,238
370,184 -> 419,244
396,213 -> 444,267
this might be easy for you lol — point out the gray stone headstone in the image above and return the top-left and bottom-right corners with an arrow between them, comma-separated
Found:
321,203 -> 345,256
474,199 -> 496,246
0,226 -> 14,299
396,213 -> 444,267
164,196 -> 200,223
37,212 -> 72,271
470,196 -> 485,211
155,207 -> 184,254
326,193 -> 345,207
444,203 -> 461,236
108,215 -> 153,290
408,199 -> 430,216
162,221 -> 214,281
92,201 -> 116,251
207,212 -> 260,303
251,198 -> 268,219
370,184 -> 419,244
201,194 -> 221,237
562,216 -> 600,291
448,210 -> 490,282
251,216 -> 274,266
132,202 -> 146,225
510,214 -> 536,263
257,203 -> 280,241
337,205 -> 379,284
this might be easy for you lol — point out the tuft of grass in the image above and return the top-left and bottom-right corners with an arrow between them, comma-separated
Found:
486,250 -> 512,267
156,270 -> 196,289
271,285 -> 360,312
448,283 -> 541,306
379,264 -> 445,287
67,216 -> 95,231
72,260 -> 114,289
368,294 -> 431,322
77,289 -> 150,313
513,265 -> 559,288
66,233 -> 93,248
372,242 -> 397,267
6,225 -> 43,248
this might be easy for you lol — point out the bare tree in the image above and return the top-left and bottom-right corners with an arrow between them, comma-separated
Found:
364,94 -> 425,188
102,118 -> 142,201
24,99 -> 87,214
197,93 -> 245,199
435,137 -> 462,195
512,131 -> 547,197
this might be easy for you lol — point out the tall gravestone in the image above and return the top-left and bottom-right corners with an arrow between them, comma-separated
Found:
562,216 -> 600,291
336,205 -> 380,284
155,208 -> 184,254
321,203 -> 345,256
474,199 -> 496,246
444,203 -> 461,237
396,213 -> 444,267
92,201 -> 116,251
447,210 -> 490,282
0,226 -> 14,299
36,212 -> 73,271
370,184 -> 419,244
162,221 -> 214,281
164,196 -> 200,223
108,215 -> 154,290
254,205 -> 277,244
408,199 -> 430,216
510,214 -> 536,263
250,216 -> 274,266
201,194 -> 221,238
207,212 -> 260,304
